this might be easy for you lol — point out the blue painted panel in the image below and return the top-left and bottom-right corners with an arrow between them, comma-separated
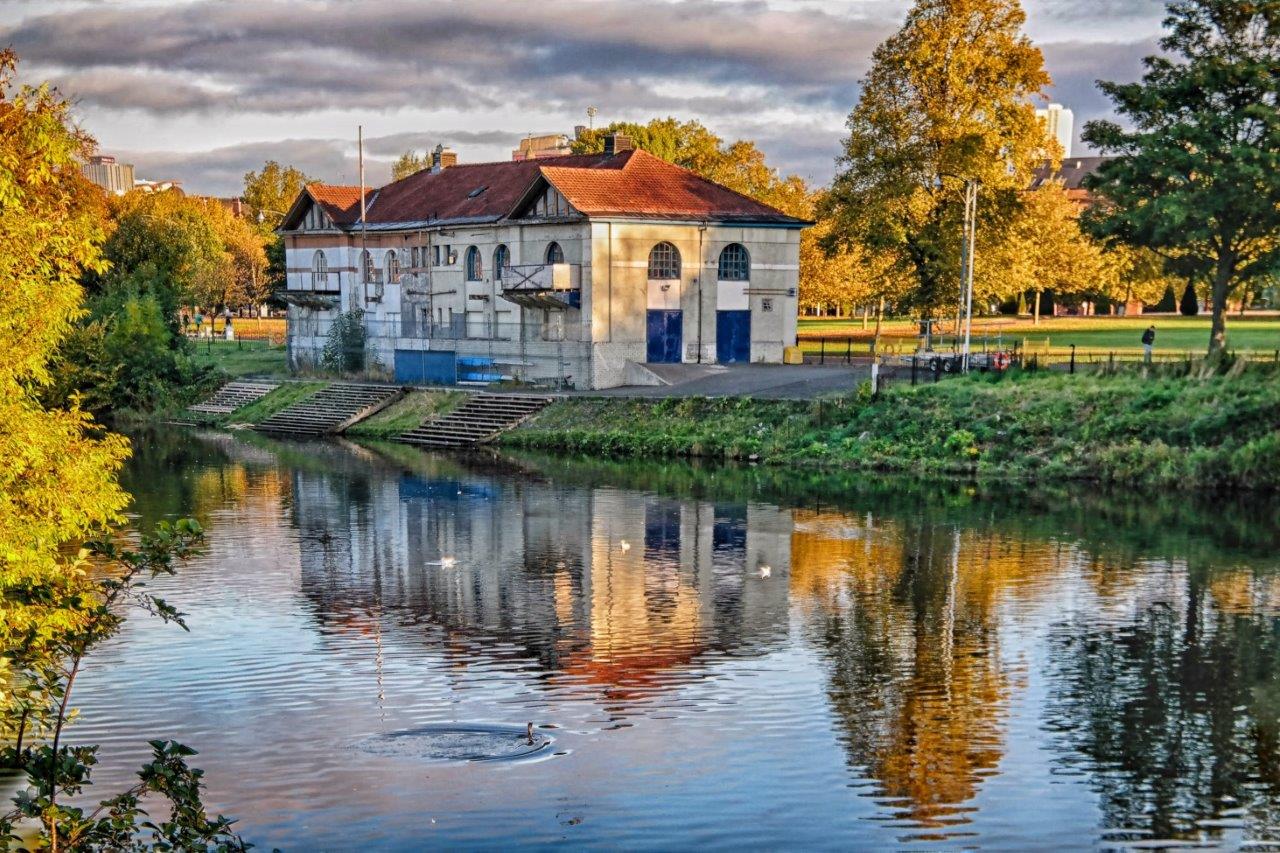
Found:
394,350 -> 456,385
646,310 -> 683,364
457,356 -> 502,384
716,310 -> 751,364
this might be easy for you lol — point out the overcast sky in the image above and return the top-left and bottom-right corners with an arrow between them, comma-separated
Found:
1,0 -> 1167,196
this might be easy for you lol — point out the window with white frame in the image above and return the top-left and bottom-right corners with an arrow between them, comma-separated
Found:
648,241 -> 681,279
717,243 -> 750,281
361,250 -> 374,282
385,250 -> 400,283
545,242 -> 564,264
312,250 -> 328,288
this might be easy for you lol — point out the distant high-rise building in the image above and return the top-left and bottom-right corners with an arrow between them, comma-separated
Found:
1035,103 -> 1074,158
81,155 -> 135,195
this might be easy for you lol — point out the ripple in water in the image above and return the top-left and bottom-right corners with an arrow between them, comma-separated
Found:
358,723 -> 555,763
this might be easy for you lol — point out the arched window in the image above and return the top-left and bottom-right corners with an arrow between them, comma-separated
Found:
648,241 -> 681,279
718,243 -> 750,281
465,246 -> 483,280
493,244 -> 510,281
385,250 -> 400,283
545,241 -> 564,264
312,250 -> 328,288
361,250 -> 374,282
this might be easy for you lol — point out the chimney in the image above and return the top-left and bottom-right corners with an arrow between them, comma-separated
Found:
431,143 -> 457,173
603,133 -> 632,157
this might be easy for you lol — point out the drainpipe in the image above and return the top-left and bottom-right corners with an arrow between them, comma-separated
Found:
607,221 -> 613,342
696,221 -> 707,363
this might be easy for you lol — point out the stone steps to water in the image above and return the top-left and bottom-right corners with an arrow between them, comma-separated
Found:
254,382 -> 405,438
187,380 -> 281,416
397,394 -> 553,448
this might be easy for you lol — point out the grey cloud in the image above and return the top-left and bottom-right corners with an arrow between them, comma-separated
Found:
1035,0 -> 1165,23
1039,38 -> 1157,151
114,129 -> 540,196
4,0 -> 893,116
52,68 -> 227,113
8,0 -> 1168,190
362,130 -> 520,159
117,138 -> 360,197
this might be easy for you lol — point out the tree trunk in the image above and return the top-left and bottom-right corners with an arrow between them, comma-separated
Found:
1033,290 -> 1041,326
861,304 -> 869,330
1208,253 -> 1235,356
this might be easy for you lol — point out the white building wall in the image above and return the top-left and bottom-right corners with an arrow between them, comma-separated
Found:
284,214 -> 801,388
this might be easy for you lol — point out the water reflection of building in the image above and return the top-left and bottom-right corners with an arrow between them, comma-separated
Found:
290,451 -> 791,697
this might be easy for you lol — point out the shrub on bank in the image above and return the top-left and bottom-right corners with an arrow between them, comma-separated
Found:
504,367 -> 1280,491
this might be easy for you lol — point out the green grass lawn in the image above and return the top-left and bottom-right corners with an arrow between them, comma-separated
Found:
799,314 -> 1280,354
189,338 -> 289,377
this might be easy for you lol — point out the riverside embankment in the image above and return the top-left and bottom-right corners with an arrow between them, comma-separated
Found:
503,367 -> 1280,491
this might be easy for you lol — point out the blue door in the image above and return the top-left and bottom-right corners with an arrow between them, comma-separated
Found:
716,310 -> 750,364
646,310 -> 682,364
394,350 -> 457,385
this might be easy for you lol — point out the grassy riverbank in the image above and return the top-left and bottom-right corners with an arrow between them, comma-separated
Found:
505,367 -> 1280,491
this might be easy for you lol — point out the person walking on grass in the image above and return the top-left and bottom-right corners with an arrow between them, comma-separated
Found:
1142,325 -> 1156,364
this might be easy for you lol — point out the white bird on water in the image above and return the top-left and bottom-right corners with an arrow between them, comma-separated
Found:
620,540 -> 631,552
759,565 -> 772,579
428,556 -> 457,569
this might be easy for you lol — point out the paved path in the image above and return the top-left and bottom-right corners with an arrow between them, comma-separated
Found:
571,363 -> 873,400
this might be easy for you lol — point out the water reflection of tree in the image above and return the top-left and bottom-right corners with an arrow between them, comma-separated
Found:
804,515 -> 1022,833
1045,562 -> 1280,843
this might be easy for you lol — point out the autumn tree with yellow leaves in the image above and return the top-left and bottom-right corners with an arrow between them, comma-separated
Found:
823,0 -> 1057,318
0,50 -> 247,849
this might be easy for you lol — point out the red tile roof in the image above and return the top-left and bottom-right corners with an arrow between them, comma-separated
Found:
307,183 -> 370,225
364,154 -> 611,225
349,149 -> 805,228
541,149 -> 804,223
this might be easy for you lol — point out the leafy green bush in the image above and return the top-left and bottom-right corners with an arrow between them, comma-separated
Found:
322,309 -> 368,373
47,292 -> 215,416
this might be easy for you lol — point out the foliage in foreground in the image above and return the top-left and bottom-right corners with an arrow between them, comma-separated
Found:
2,48 -> 246,849
1,522 -> 248,852
505,367 -> 1280,491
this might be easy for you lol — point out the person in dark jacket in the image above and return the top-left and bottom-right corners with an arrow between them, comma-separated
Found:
1141,325 -> 1156,364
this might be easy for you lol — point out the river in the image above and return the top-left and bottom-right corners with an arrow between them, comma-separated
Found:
61,427 -> 1280,849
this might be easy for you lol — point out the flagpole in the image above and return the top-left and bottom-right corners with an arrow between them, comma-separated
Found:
358,124 -> 366,309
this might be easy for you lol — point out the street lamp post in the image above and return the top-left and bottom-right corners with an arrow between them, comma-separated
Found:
960,180 -> 978,371
938,173 -> 980,371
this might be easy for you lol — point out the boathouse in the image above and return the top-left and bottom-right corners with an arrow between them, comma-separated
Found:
277,135 -> 807,389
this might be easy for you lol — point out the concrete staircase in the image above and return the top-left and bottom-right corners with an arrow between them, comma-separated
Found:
187,380 -> 280,416
397,394 -> 553,449
254,382 -> 404,438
